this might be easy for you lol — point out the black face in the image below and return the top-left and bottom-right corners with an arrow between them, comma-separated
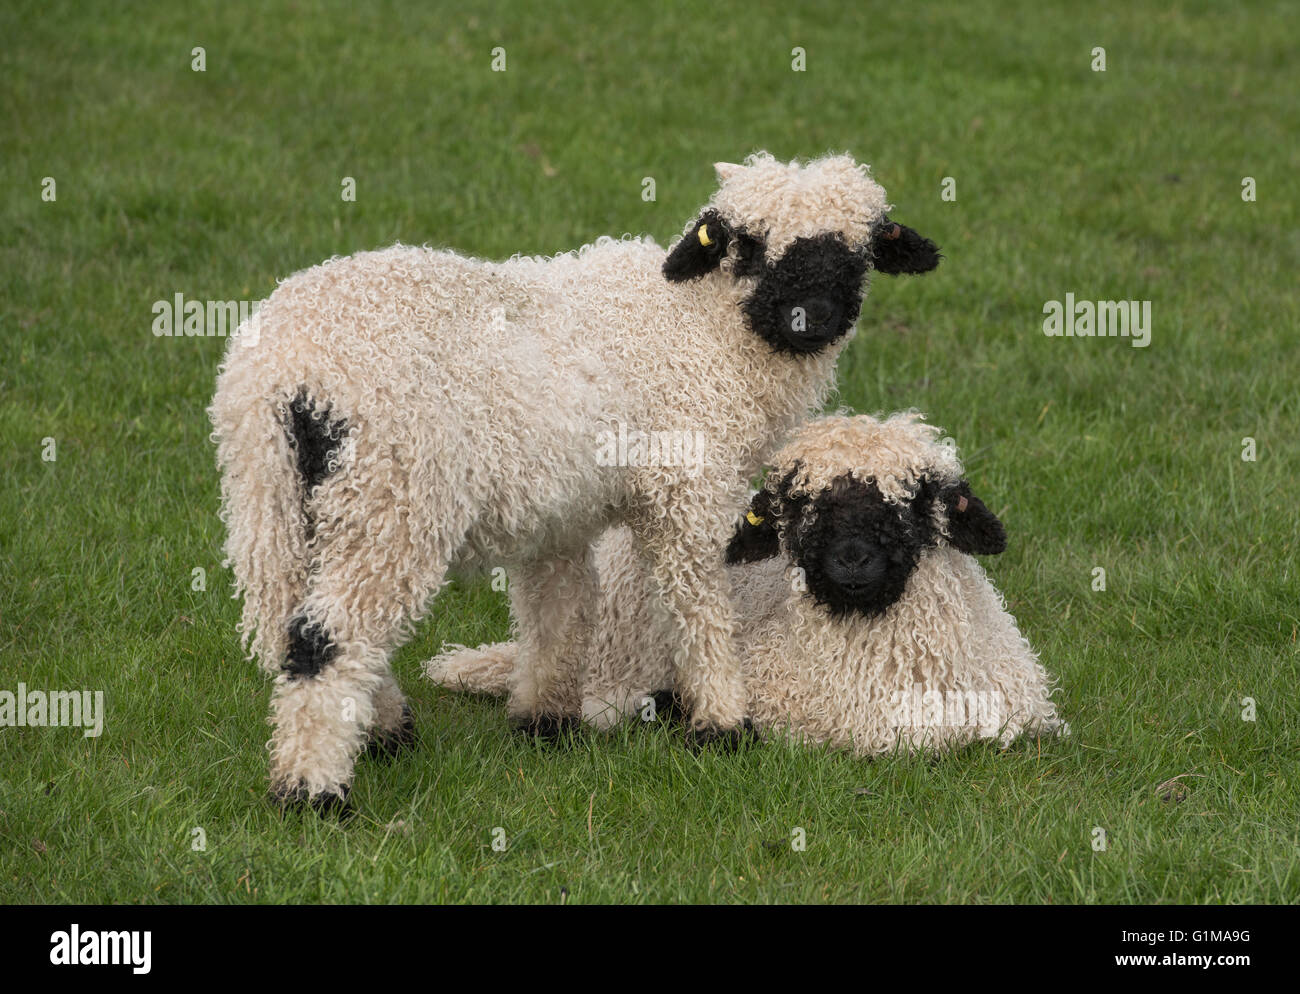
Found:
661,212 -> 941,356
742,234 -> 869,355
787,476 -> 934,618
724,468 -> 1007,620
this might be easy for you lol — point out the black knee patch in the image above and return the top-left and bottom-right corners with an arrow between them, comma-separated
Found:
285,389 -> 348,494
284,616 -> 337,679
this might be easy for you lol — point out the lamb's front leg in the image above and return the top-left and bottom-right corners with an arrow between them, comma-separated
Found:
505,550 -> 596,738
631,494 -> 749,746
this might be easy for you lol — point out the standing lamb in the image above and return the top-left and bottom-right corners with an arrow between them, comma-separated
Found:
428,413 -> 1062,756
209,153 -> 940,809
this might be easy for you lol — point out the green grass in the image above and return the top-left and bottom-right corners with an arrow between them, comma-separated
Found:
2,0 -> 1298,903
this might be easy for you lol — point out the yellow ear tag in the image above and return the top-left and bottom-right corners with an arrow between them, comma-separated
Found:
697,224 -> 713,247
746,511 -> 765,527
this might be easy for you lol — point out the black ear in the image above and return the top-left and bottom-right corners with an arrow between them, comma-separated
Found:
725,489 -> 781,564
871,217 -> 941,275
664,210 -> 731,282
937,480 -> 1006,555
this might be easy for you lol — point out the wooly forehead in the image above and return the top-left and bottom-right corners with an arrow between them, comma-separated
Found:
772,413 -> 963,503
710,153 -> 889,259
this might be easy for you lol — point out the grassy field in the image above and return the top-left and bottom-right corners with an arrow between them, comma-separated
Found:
2,0 -> 1298,903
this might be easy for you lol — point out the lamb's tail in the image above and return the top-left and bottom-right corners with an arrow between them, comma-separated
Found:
209,378 -> 316,673
424,642 -> 517,696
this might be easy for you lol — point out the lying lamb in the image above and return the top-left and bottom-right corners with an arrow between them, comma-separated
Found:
209,153 -> 941,808
427,413 -> 1062,756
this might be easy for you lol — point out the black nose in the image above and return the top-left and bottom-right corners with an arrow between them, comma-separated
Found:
825,538 -> 884,590
783,296 -> 843,341
803,297 -> 837,326
831,537 -> 873,571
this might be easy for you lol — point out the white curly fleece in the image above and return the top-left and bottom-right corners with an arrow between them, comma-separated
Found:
428,414 -> 1063,757
210,153 -> 897,799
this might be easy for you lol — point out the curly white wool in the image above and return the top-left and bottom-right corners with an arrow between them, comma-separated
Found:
210,153 -> 896,800
428,414 -> 1062,756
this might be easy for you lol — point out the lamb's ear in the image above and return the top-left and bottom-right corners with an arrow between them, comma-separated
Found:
664,210 -> 731,282
936,480 -> 1006,555
871,217 -> 941,275
714,161 -> 743,182
725,489 -> 780,564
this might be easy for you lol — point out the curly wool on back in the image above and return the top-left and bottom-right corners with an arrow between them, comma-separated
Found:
209,153 -> 941,805
428,413 -> 1062,757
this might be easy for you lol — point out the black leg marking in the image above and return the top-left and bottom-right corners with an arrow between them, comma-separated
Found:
365,704 -> 417,760
285,388 -> 349,494
284,616 -> 337,679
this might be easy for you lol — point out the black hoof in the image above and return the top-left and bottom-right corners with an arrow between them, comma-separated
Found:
269,782 -> 354,820
365,704 -> 417,760
510,713 -> 582,744
686,719 -> 757,752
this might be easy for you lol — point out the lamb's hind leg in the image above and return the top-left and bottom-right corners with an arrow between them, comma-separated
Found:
506,550 -> 596,739
364,671 -> 417,760
267,430 -> 456,812
270,560 -> 444,810
268,615 -> 387,812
